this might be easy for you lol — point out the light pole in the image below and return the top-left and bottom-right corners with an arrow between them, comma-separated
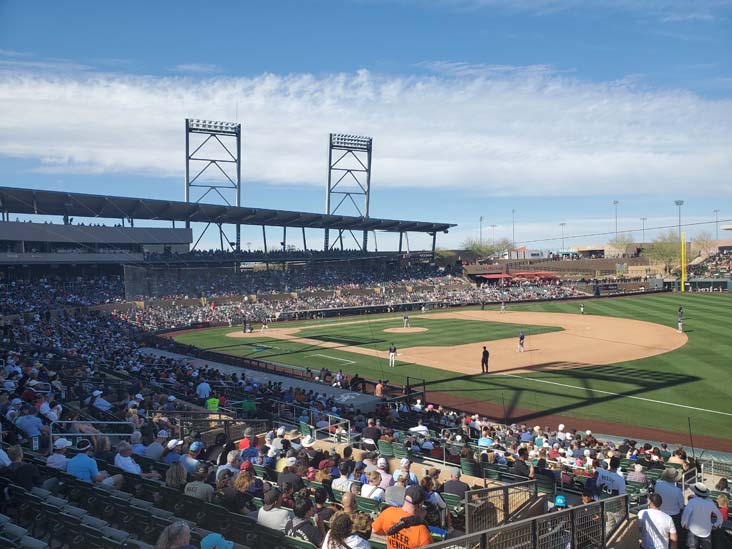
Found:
490,224 -> 497,245
674,200 -> 684,241
479,216 -> 483,246
640,217 -> 647,245
559,222 -> 566,251
613,200 -> 619,240
713,209 -> 720,241
512,209 -> 516,251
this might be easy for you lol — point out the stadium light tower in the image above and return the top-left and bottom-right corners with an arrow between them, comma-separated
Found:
675,200 -> 684,241
559,222 -> 566,251
714,209 -> 720,241
185,118 -> 242,250
479,216 -> 483,246
490,224 -> 497,245
512,209 -> 516,250
613,200 -> 619,240
640,217 -> 647,244
324,133 -> 373,251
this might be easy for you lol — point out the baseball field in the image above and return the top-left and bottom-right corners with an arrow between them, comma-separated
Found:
172,292 -> 732,450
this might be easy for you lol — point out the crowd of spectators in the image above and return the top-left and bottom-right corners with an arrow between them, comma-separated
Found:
690,250 -> 732,278
1,285 -> 731,548
0,275 -> 125,315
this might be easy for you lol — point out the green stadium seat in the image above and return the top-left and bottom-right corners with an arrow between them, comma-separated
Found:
285,536 -> 319,549
377,440 -> 394,457
392,442 -> 410,460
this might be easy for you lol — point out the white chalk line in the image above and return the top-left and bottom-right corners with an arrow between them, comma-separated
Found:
500,373 -> 732,417
311,353 -> 356,365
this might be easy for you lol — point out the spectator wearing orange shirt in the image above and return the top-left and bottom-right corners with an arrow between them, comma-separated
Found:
372,485 -> 432,549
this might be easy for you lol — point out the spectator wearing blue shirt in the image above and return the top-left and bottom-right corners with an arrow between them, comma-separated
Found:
14,405 -> 47,439
66,439 -> 111,484
163,439 -> 184,464
180,441 -> 204,474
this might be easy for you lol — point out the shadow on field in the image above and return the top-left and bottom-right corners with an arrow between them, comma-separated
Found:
425,363 -> 701,424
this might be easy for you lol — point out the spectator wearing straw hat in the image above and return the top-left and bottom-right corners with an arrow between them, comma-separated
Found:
655,468 -> 685,538
682,483 -> 723,547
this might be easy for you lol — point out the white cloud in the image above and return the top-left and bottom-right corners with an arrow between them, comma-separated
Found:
433,0 -> 731,21
172,63 -> 220,74
0,66 -> 730,197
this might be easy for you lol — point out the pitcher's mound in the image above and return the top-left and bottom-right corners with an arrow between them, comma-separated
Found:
384,327 -> 428,334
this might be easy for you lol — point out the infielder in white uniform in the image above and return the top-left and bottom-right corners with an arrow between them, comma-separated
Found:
388,343 -> 397,367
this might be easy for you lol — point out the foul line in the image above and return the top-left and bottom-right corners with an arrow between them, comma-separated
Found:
501,374 -> 732,417
312,354 -> 356,365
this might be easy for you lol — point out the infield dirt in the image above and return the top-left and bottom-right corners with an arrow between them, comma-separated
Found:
226,310 -> 686,375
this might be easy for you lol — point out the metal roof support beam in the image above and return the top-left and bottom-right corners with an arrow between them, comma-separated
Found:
185,117 -> 242,250
324,133 -> 372,252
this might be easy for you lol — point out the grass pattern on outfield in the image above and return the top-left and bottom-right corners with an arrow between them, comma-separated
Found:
175,293 -> 732,440
295,317 -> 560,350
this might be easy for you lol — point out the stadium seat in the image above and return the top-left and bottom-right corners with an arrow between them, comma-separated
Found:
392,442 -> 410,460
377,440 -> 394,457
285,536 -> 319,549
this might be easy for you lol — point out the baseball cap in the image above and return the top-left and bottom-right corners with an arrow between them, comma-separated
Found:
276,426 -> 286,436
157,430 -> 170,438
190,441 -> 204,453
285,457 -> 297,467
167,439 -> 184,450
54,438 -> 72,450
11,398 -> 22,405
377,457 -> 388,469
92,390 -> 103,397
318,459 -> 334,471
554,495 -> 567,508
240,461 -> 253,471
400,458 -> 410,467
404,486 -> 425,506
167,395 -> 176,402
134,393 -> 144,400
200,533 -> 233,549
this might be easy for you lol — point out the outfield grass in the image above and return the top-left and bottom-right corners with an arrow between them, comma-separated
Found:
174,293 -> 732,440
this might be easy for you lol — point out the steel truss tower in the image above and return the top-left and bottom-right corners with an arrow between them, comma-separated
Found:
185,118 -> 242,250
324,133 -> 372,251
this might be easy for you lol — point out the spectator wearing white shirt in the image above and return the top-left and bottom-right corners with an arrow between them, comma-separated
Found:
46,438 -> 73,471
409,418 -> 429,436
597,456 -> 626,495
638,493 -> 677,549
681,483 -> 722,547
360,471 -> 385,501
114,441 -> 161,480
195,380 -> 211,406
88,390 -> 113,412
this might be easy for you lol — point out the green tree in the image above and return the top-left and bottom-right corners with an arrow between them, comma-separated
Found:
642,230 -> 681,274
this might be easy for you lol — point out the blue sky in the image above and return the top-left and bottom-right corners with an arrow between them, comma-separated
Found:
0,0 -> 731,250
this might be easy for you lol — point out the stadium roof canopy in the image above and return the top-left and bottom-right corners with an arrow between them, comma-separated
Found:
0,186 -> 455,234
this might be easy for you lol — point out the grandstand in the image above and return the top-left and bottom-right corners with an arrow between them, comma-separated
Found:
1,186 -> 730,548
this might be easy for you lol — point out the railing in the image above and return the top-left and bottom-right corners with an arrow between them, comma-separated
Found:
271,400 -> 354,446
427,494 -> 629,549
465,480 -> 538,534
49,420 -> 135,449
